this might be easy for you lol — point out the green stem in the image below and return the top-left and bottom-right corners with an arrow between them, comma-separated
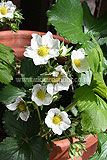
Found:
32,102 -> 42,125
64,131 -> 72,144
51,58 -> 55,66
64,102 -> 77,112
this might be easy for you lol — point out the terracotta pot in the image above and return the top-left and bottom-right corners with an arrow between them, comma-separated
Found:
0,30 -> 70,60
0,30 -> 97,159
49,135 -> 97,160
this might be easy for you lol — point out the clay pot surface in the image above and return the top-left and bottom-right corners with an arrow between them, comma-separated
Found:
0,30 -> 97,159
49,135 -> 97,160
0,30 -> 70,60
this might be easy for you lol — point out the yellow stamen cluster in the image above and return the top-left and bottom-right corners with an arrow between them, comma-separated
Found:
74,59 -> 80,68
52,115 -> 62,125
51,73 -> 62,84
0,7 -> 7,15
36,89 -> 46,100
37,46 -> 49,57
17,102 -> 26,112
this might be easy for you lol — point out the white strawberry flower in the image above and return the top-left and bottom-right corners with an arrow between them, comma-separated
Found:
71,48 -> 89,73
0,1 -> 16,19
6,96 -> 30,121
47,65 -> 72,96
31,84 -> 53,106
24,31 -> 60,65
45,108 -> 71,135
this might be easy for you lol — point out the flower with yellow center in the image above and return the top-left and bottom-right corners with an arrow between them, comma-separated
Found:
71,48 -> 89,73
0,1 -> 16,19
6,96 -> 30,121
31,84 -> 53,106
45,108 -> 71,135
47,65 -> 72,96
24,31 -> 60,65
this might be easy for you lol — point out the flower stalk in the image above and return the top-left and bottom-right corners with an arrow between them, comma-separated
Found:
32,102 -> 42,125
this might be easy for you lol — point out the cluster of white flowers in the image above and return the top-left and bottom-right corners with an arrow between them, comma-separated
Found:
0,1 -> 16,20
6,31 -> 89,135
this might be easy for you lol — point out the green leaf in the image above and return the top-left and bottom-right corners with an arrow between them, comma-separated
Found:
87,48 -> 100,73
0,43 -> 14,65
98,141 -> 107,160
74,85 -> 107,133
0,43 -> 15,84
20,58 -> 45,88
82,40 -> 100,73
83,39 -> 107,99
88,152 -> 99,160
0,63 -> 14,84
0,136 -> 49,160
47,0 -> 90,44
98,133 -> 107,149
89,133 -> 107,160
3,111 -> 40,139
98,37 -> 107,46
98,37 -> 107,59
82,1 -> 107,37
0,84 -> 26,105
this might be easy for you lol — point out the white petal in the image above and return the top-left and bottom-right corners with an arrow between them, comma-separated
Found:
61,77 -> 72,87
52,71 -> 59,77
52,125 -> 63,135
32,84 -> 41,94
48,108 -> 60,116
19,110 -> 30,121
16,96 -> 24,104
59,121 -> 70,130
55,65 -> 67,76
32,95 -> 43,106
47,83 -> 54,96
60,111 -> 68,118
31,34 -> 42,50
6,103 -> 17,111
54,83 -> 65,92
45,115 -> 53,128
33,56 -> 48,65
49,49 -> 59,58
24,47 -> 36,59
42,31 -> 53,46
42,94 -> 53,105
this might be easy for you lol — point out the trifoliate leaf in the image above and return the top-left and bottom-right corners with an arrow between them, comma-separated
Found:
47,0 -> 90,44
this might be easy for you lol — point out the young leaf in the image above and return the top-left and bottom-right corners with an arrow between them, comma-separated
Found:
74,85 -> 107,133
0,84 -> 26,105
47,0 -> 90,44
0,43 -> 15,84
